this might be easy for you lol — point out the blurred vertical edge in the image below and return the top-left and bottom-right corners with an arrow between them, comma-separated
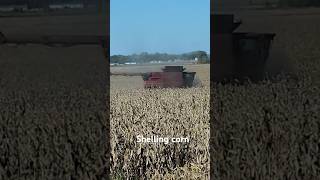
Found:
105,0 -> 111,179
209,1 -> 214,179
0,0 -> 110,179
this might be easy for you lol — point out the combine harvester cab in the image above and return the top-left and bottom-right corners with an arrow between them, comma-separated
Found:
142,66 -> 196,88
211,14 -> 275,83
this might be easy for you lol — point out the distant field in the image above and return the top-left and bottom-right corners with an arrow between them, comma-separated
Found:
0,14 -> 105,37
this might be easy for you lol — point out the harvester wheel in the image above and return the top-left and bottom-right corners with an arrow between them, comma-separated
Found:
192,76 -> 203,87
142,73 -> 150,81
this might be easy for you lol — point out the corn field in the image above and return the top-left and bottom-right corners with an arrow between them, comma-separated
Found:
211,10 -> 320,179
110,87 -> 210,179
1,7 -> 320,180
0,46 -> 109,179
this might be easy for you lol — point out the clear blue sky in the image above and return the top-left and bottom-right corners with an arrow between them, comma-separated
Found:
110,0 -> 209,55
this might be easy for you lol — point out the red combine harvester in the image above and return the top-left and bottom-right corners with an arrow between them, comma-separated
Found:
142,66 -> 196,88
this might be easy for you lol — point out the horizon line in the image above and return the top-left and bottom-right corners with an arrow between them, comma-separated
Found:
111,50 -> 210,56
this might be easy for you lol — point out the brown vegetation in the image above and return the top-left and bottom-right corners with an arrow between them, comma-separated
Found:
110,64 -> 210,179
211,8 -> 320,179
0,45 -> 108,179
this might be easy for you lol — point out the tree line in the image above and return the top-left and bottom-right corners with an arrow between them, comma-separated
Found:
110,51 -> 209,64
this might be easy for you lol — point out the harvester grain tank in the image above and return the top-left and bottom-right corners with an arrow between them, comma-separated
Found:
142,66 -> 196,88
211,14 -> 276,82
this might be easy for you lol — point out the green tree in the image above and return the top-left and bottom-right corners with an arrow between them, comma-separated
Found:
189,51 -> 209,64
